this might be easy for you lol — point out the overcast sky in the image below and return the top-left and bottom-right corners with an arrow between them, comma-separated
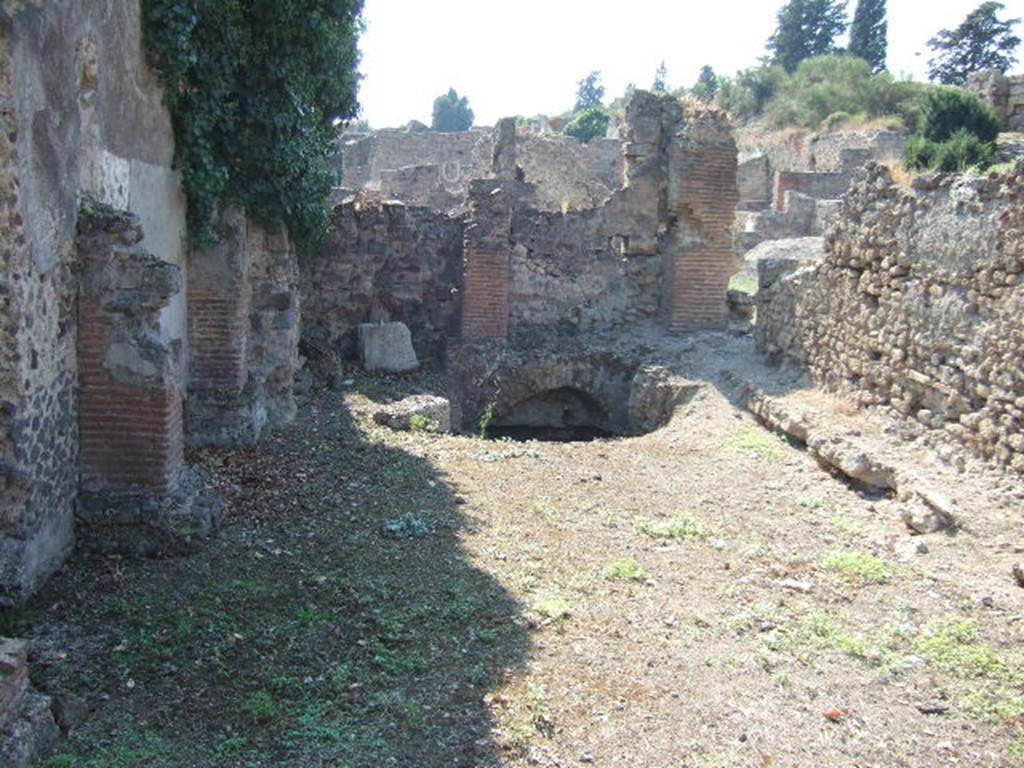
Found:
356,0 -> 1024,128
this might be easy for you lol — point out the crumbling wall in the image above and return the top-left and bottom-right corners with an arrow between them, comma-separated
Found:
459,93 -> 738,340
301,197 -> 464,362
0,0 -> 185,603
968,69 -> 1024,132
187,209 -> 301,445
335,127 -> 624,212
757,164 -> 1024,473
736,125 -> 906,175
335,129 -> 492,197
507,202 -> 662,339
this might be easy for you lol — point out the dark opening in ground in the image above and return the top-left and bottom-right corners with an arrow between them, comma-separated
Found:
484,424 -> 615,443
484,386 -> 622,443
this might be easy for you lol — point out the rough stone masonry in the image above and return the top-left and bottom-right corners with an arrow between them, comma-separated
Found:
757,163 -> 1024,474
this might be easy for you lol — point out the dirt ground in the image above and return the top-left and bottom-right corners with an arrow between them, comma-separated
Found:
9,333 -> 1024,768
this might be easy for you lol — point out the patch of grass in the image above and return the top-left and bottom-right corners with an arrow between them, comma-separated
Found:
796,495 -> 826,511
824,549 -> 890,585
244,690 -> 282,721
409,414 -> 439,432
215,736 -> 249,757
724,426 -> 785,459
533,596 -> 572,621
728,273 -> 758,296
913,618 -> 1006,679
830,515 -> 867,538
633,515 -> 703,541
603,557 -> 648,583
1008,733 -> 1024,763
52,730 -> 173,768
530,498 -> 562,525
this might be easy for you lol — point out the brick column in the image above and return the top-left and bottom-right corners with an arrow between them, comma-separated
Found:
76,203 -> 184,499
188,206 -> 250,394
664,122 -> 738,333
461,180 -> 512,340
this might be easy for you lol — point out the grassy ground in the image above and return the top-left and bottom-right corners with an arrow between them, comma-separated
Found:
9,365 -> 1024,767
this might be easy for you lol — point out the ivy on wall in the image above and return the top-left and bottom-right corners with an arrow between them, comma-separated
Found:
141,0 -> 364,255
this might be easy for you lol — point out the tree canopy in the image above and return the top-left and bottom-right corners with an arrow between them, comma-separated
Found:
431,88 -> 475,132
849,0 -> 887,72
652,61 -> 668,94
142,0 -> 364,255
692,66 -> 720,102
927,1 -> 1021,85
574,71 -> 606,112
768,0 -> 849,73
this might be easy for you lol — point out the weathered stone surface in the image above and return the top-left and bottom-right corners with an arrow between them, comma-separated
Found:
900,485 -> 958,534
0,639 -> 28,730
76,466 -> 226,557
359,322 -> 419,373
302,197 -> 463,363
757,163 -> 1024,474
448,341 -> 699,437
0,689 -> 59,768
968,69 -> 1024,131
333,126 -> 622,213
0,0 -> 187,604
373,396 -> 452,433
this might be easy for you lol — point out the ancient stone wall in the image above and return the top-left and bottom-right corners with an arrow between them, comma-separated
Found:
773,171 -> 851,211
757,164 -> 1024,474
458,93 -> 738,341
301,197 -> 464,362
507,206 -> 662,339
0,0 -> 185,603
968,70 -> 1024,132
186,208 -> 301,446
76,203 -> 184,500
736,125 -> 906,175
335,127 -> 623,212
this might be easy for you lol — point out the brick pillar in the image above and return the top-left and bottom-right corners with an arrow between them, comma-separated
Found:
76,203 -> 184,499
664,120 -> 738,333
188,206 -> 250,394
461,180 -> 511,340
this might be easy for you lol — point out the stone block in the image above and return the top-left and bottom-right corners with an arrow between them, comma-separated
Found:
372,395 -> 451,432
358,322 -> 419,373
0,639 -> 28,730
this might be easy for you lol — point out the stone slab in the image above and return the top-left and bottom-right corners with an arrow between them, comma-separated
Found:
358,322 -> 419,373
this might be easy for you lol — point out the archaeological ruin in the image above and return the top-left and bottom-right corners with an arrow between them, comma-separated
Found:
1,1 -> 1023,765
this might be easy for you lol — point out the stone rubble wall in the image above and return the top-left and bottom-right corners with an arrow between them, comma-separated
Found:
508,206 -> 662,339
301,197 -> 464,362
756,164 -> 1024,474
0,0 -> 185,604
968,69 -> 1024,132
457,93 -> 738,340
75,202 -> 184,500
334,127 -> 623,212
187,209 -> 301,446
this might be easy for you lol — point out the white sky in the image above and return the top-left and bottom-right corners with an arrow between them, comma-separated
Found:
357,0 -> 1024,128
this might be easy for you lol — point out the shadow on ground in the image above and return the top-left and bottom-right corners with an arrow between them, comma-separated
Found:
14,388 -> 528,767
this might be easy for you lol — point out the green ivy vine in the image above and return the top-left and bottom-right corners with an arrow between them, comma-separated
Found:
141,0 -> 364,256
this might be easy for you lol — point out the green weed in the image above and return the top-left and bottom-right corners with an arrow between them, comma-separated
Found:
633,515 -> 703,541
244,690 -> 281,721
603,557 -> 648,582
824,550 -> 890,584
724,427 -> 784,459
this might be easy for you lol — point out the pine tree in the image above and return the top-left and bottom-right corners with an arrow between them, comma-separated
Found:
849,0 -> 887,72
692,66 -> 720,102
768,0 -> 849,73
574,71 -> 606,112
927,2 -> 1021,85
431,88 -> 474,132
652,61 -> 668,93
